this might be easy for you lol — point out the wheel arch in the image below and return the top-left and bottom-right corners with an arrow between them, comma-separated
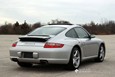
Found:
72,45 -> 82,61
95,42 -> 106,62
67,45 -> 82,69
99,42 -> 106,55
100,42 -> 106,52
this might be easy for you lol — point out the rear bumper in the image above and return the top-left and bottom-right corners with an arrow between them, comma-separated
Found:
10,57 -> 68,64
10,46 -> 72,64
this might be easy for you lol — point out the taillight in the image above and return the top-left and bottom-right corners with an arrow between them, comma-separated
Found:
44,42 -> 64,48
12,42 -> 17,47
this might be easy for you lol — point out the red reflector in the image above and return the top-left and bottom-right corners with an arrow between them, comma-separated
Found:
12,42 -> 17,47
44,42 -> 64,48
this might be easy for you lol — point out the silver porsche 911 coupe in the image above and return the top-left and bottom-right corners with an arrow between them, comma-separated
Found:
9,25 -> 106,70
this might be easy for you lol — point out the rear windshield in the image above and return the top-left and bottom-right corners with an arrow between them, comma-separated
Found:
28,27 -> 66,36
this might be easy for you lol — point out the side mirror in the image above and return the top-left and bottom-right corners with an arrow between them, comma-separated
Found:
90,35 -> 95,38
89,35 -> 95,39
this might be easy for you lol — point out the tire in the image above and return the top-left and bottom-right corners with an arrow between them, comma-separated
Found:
67,47 -> 81,70
17,62 -> 33,67
96,45 -> 105,62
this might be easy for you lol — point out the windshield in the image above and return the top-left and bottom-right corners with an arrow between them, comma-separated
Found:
28,27 -> 66,36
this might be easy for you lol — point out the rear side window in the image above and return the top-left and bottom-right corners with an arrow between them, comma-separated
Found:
74,27 -> 89,38
65,29 -> 78,38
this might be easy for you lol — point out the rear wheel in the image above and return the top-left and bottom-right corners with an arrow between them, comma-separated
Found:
96,45 -> 105,62
17,62 -> 33,67
67,47 -> 81,70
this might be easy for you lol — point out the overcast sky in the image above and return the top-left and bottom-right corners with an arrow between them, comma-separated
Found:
0,0 -> 115,24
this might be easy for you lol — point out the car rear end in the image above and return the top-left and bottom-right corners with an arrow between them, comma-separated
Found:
9,25 -> 72,64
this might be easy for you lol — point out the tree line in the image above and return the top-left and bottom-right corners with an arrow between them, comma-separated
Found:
0,19 -> 115,35
0,21 -> 42,35
83,21 -> 115,35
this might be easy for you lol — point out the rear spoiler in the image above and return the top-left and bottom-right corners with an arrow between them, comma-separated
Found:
19,36 -> 50,42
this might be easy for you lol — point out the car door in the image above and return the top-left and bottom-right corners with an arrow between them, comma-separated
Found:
74,27 -> 98,57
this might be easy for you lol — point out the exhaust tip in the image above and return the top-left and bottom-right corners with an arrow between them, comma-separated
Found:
11,58 -> 18,62
40,60 -> 48,64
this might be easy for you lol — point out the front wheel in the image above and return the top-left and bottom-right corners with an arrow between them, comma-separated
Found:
67,47 -> 81,70
96,45 -> 105,62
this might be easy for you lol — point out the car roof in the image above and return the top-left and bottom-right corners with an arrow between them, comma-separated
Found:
44,25 -> 81,28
